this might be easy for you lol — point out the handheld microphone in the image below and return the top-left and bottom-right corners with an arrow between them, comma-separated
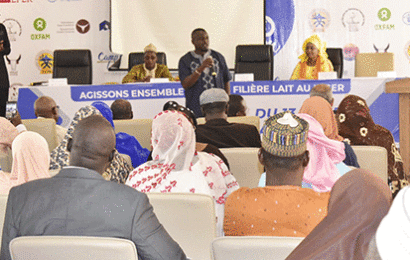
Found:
209,58 -> 217,76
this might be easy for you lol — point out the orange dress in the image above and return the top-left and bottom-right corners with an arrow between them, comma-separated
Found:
224,186 -> 330,237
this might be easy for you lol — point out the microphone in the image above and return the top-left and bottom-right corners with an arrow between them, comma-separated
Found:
209,58 -> 217,76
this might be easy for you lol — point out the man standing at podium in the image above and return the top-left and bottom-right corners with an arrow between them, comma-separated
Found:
178,28 -> 231,117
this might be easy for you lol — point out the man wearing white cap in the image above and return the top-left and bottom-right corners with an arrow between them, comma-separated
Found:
195,88 -> 261,148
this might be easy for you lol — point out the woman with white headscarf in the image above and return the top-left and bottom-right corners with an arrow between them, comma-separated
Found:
126,110 -> 239,236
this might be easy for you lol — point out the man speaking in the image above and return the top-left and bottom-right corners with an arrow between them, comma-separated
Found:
178,28 -> 231,117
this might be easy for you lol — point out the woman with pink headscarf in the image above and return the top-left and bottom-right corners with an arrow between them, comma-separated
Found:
0,117 -> 18,156
0,131 -> 51,194
126,110 -> 239,236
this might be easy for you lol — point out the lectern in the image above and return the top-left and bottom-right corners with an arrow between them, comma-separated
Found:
385,78 -> 410,174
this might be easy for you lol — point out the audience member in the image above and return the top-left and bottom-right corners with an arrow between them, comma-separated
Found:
259,113 -> 350,192
366,186 -> 410,260
0,115 -> 186,260
224,112 -> 330,237
110,99 -> 133,120
195,88 -> 261,148
228,94 -> 247,117
290,34 -> 334,80
336,94 -> 408,198
34,96 -> 67,144
286,169 -> 392,260
0,23 -> 11,117
310,84 -> 334,106
0,117 -> 18,156
178,28 -> 231,117
299,96 -> 359,167
122,43 -> 174,83
126,110 -> 239,236
49,106 -> 131,184
162,100 -> 229,168
0,131 -> 50,194
92,101 -> 149,168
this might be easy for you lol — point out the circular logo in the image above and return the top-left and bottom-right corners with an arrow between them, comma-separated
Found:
404,41 -> 410,62
2,18 -> 22,42
33,18 -> 46,31
309,9 -> 330,32
378,8 -> 391,22
342,8 -> 365,32
265,0 -> 295,56
343,44 -> 359,61
403,12 -> 410,25
76,19 -> 90,34
36,51 -> 53,74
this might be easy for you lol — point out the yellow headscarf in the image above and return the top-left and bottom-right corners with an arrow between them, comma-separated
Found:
298,34 -> 329,62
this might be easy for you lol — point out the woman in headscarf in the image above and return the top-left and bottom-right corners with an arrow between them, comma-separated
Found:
286,169 -> 392,260
299,96 -> 359,167
336,94 -> 408,198
290,34 -> 334,80
0,117 -> 18,156
122,43 -> 174,83
0,131 -> 51,194
125,110 -> 239,236
91,101 -> 150,168
49,105 -> 131,183
162,100 -> 230,168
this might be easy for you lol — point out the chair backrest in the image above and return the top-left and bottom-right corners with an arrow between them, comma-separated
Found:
196,116 -> 260,130
354,53 -> 394,77
219,148 -> 263,188
53,49 -> 92,85
234,45 -> 273,81
9,236 -> 138,260
146,193 -> 216,260
212,236 -> 304,260
351,145 -> 388,182
0,148 -> 13,173
22,118 -> 58,152
128,52 -> 167,71
326,48 -> 343,78
113,119 -> 153,150
0,194 -> 8,251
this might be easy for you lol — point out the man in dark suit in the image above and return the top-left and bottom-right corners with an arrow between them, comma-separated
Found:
0,115 -> 186,260
195,88 -> 261,148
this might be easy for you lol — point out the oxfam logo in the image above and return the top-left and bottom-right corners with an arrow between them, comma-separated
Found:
34,18 -> 46,31
378,8 -> 391,22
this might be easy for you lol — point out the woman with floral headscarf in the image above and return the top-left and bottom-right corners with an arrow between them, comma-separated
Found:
336,94 -> 408,198
125,110 -> 239,236
290,34 -> 334,80
49,105 -> 131,184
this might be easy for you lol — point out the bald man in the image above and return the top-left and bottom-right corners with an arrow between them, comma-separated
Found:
34,96 -> 67,143
310,84 -> 334,106
0,115 -> 186,260
110,99 -> 133,120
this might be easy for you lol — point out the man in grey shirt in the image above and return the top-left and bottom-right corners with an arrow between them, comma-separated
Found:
0,115 -> 186,260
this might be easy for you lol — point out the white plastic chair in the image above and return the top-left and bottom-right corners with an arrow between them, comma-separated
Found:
113,119 -> 153,150
351,145 -> 388,183
220,147 -> 263,188
9,236 -> 138,260
147,193 -> 216,260
212,236 -> 304,260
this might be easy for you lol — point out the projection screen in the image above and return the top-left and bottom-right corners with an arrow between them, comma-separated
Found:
110,0 -> 264,69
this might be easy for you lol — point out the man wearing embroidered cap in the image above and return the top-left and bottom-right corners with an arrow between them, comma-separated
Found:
122,43 -> 174,83
224,112 -> 330,237
195,88 -> 261,148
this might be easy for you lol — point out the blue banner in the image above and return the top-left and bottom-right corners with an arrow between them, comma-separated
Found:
70,83 -> 185,101
230,79 -> 351,96
265,0 -> 295,55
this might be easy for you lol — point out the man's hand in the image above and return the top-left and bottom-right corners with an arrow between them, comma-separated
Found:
10,111 -> 22,127
199,57 -> 213,72
142,76 -> 152,82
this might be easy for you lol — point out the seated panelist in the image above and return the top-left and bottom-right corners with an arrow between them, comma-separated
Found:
122,43 -> 174,83
290,34 -> 334,80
